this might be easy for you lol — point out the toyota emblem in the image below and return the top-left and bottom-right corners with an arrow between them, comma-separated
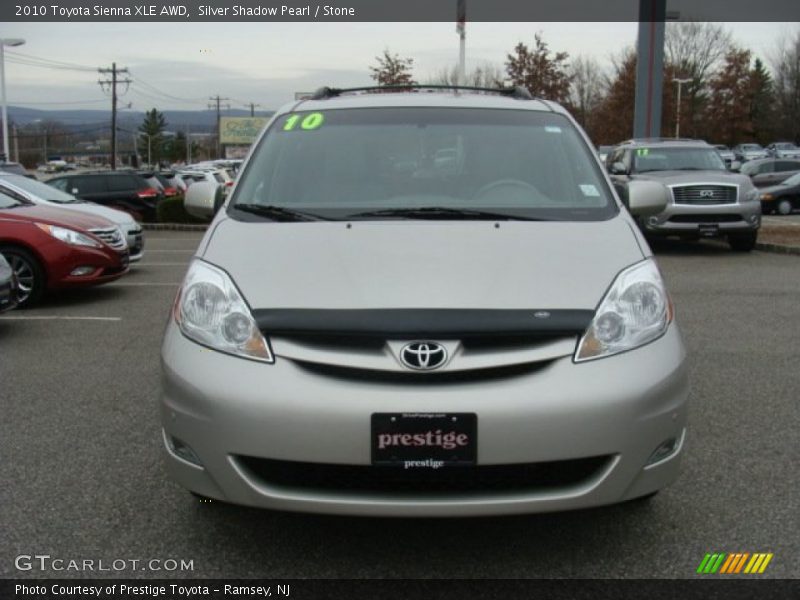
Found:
400,342 -> 448,371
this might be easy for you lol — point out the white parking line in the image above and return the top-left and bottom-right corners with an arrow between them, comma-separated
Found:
139,263 -> 189,266
108,282 -> 179,287
0,316 -> 121,321
145,250 -> 195,253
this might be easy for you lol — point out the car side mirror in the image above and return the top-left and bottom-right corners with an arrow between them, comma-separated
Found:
71,188 -> 79,194
626,180 -> 668,216
184,181 -> 222,220
609,161 -> 627,175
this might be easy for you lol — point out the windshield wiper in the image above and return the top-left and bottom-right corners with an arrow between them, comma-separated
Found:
233,203 -> 330,222
347,206 -> 547,221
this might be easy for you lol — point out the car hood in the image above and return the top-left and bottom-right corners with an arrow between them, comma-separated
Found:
632,170 -> 750,186
202,217 -> 645,310
0,203 -> 116,230
40,200 -> 136,227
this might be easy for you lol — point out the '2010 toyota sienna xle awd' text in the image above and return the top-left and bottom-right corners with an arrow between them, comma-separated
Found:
161,85 -> 689,516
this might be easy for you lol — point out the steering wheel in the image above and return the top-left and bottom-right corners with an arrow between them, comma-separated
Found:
472,179 -> 543,202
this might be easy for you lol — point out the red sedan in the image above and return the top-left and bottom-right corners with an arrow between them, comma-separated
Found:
0,190 -> 130,307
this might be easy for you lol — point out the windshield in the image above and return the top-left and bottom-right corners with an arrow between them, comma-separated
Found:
776,143 -> 798,150
631,147 -> 726,173
781,173 -> 800,186
0,190 -> 27,209
1,173 -> 80,203
231,107 -> 616,222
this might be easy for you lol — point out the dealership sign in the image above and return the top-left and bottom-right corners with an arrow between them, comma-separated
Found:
219,117 -> 269,145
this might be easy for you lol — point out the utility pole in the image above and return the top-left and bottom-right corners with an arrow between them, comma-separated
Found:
208,95 -> 230,159
11,123 -> 18,162
673,78 -> 692,138
98,63 -> 131,170
246,102 -> 260,117
456,0 -> 466,85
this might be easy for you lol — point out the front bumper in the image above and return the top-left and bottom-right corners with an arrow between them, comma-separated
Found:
641,200 -> 760,238
126,227 -> 144,262
48,247 -> 130,290
160,323 -> 689,516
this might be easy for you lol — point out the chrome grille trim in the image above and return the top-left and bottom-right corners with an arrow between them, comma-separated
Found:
670,184 -> 738,205
89,227 -> 126,250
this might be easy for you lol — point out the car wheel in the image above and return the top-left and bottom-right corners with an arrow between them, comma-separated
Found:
728,231 -> 758,252
776,199 -> 793,216
0,246 -> 45,307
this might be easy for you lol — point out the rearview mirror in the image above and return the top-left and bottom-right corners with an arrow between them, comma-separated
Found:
626,180 -> 668,216
184,181 -> 223,220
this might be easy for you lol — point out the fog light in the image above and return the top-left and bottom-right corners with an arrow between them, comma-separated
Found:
645,428 -> 686,467
647,216 -> 660,226
165,432 -> 203,467
70,266 -> 95,276
748,214 -> 760,224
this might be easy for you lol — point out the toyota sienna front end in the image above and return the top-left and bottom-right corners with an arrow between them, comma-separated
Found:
160,87 -> 689,516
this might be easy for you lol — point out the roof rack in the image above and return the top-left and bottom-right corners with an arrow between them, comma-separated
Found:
619,137 -> 705,145
309,84 -> 536,101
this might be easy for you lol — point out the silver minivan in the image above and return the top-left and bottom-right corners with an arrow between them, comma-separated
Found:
161,86 -> 688,516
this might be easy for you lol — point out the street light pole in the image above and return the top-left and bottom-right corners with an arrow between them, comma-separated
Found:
673,77 -> 692,139
0,38 -> 25,162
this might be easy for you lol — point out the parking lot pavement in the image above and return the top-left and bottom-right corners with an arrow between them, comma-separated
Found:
1,233 -> 798,579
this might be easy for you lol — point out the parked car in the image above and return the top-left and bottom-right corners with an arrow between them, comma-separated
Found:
46,171 -> 160,222
177,169 -> 230,196
606,138 -> 761,251
597,145 -> 614,163
758,172 -> 800,215
137,170 -> 180,198
0,161 -> 35,179
740,158 -> 800,188
0,252 -> 18,313
0,190 -> 129,307
732,143 -> 769,163
713,144 -> 736,168
162,85 -> 689,516
0,173 -> 144,262
765,142 -> 800,159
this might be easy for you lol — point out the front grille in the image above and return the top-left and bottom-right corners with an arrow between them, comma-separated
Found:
236,455 -> 612,496
90,227 -> 126,251
668,214 -> 743,223
671,185 -> 737,205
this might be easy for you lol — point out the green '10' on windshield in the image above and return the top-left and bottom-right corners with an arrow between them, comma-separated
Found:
283,112 -> 325,131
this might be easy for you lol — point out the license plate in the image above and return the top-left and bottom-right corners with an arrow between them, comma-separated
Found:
698,223 -> 720,237
371,413 -> 477,468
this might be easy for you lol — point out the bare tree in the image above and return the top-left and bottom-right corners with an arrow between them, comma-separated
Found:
665,22 -> 733,82
369,49 -> 416,86
568,55 -> 604,132
429,62 -> 506,88
771,28 -> 800,143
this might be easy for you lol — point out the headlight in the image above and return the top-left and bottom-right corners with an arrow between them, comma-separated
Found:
174,259 -> 273,363
744,188 -> 760,202
760,193 -> 773,201
36,223 -> 101,247
575,259 -> 673,362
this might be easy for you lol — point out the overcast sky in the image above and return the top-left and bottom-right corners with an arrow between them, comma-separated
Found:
2,22 -> 796,112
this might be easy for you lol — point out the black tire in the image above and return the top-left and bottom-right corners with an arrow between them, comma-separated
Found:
728,231 -> 758,252
776,199 -> 793,216
0,246 -> 45,307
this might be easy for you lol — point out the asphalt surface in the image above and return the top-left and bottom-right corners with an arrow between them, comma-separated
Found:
1,232 -> 798,579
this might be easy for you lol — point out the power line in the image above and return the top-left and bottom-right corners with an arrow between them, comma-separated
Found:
6,50 -> 95,71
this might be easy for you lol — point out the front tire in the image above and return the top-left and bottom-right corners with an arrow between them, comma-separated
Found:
728,231 -> 758,252
0,246 -> 45,307
777,199 -> 793,216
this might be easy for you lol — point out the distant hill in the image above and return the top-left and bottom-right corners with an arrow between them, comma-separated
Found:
8,106 -> 275,133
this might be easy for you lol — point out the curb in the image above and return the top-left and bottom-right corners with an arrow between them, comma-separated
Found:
755,242 -> 800,256
142,223 -> 209,232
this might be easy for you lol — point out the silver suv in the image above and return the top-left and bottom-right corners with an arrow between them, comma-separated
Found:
161,86 -> 688,516
607,139 -> 761,251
